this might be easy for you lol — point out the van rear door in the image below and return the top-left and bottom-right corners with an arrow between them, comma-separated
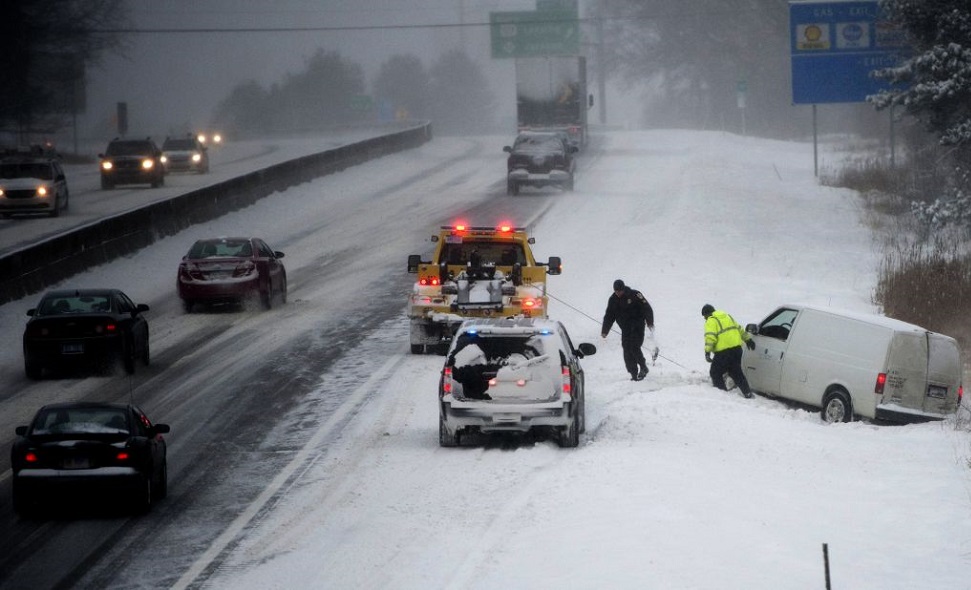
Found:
882,332 -> 928,414
924,333 -> 962,415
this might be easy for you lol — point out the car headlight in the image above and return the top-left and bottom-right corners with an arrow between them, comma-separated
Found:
141,159 -> 154,170
160,155 -> 168,163
191,153 -> 201,162
197,134 -> 207,144
36,186 -> 48,197
212,134 -> 222,144
102,161 -> 113,170
0,188 -> 5,197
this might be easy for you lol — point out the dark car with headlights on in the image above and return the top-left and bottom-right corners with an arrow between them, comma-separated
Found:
438,317 -> 596,448
99,137 -> 165,189
161,134 -> 209,174
22,288 -> 150,379
11,402 -> 169,515
177,236 -> 287,312
502,131 -> 577,195
0,149 -> 69,217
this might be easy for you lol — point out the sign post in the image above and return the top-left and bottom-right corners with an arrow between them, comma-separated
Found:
789,0 -> 909,174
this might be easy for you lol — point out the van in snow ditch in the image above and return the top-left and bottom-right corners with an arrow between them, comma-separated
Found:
742,304 -> 962,424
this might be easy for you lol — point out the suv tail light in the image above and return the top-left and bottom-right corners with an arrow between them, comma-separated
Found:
442,367 -> 453,396
561,366 -> 572,396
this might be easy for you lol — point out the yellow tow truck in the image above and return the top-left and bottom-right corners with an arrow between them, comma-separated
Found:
406,222 -> 562,354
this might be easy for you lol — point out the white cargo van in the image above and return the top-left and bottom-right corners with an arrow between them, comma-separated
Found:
743,304 -> 963,423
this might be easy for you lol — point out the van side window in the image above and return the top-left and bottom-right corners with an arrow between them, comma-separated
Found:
759,308 -> 799,341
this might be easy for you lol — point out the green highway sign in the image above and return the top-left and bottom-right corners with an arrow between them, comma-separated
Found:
490,10 -> 580,58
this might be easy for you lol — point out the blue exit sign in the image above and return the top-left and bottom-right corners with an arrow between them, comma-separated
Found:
790,1 -> 908,104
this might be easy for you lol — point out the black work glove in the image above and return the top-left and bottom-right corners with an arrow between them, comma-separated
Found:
746,340 -> 756,351
705,352 -> 712,363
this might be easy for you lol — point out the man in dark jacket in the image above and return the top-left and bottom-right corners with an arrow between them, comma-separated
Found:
602,279 -> 655,381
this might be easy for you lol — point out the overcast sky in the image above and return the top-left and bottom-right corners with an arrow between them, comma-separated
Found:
80,0 -> 547,140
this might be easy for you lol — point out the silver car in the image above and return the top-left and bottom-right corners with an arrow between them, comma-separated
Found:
438,317 -> 596,448
0,153 -> 69,218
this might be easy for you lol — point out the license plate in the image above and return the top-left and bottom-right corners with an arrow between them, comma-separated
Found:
61,343 -> 83,354
927,385 -> 947,399
62,457 -> 90,469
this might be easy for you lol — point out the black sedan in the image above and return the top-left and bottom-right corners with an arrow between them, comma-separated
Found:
11,402 -> 170,516
22,288 -> 150,379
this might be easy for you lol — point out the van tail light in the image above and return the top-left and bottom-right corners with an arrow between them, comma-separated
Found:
959,385 -> 964,405
561,366 -> 572,396
442,367 -> 453,395
874,372 -> 887,395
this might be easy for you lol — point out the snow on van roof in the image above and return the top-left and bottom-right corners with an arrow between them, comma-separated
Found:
785,303 -> 928,333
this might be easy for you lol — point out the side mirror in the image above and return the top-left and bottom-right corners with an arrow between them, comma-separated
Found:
15,426 -> 27,436
577,342 -> 597,357
407,254 -> 422,273
745,323 -> 758,335
27,308 -> 36,317
547,256 -> 562,275
569,146 -> 578,154
274,251 -> 285,259
135,303 -> 150,315
503,146 -> 513,153
154,424 -> 171,435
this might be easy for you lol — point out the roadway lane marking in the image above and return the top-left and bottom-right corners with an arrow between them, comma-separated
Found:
170,351 -> 406,590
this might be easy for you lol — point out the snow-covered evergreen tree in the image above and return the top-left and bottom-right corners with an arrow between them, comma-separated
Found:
871,0 -> 971,148
870,0 -> 971,230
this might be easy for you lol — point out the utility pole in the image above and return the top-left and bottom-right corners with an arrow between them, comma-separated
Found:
596,0 -> 607,125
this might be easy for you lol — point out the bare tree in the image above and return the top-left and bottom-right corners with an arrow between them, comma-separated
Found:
0,0 -> 128,141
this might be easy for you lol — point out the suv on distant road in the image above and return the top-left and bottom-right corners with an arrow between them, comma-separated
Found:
503,131 -> 577,195
161,135 -> 209,174
99,138 -> 165,189
0,148 -> 69,217
438,317 -> 596,448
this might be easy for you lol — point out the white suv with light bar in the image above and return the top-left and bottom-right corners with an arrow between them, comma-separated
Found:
438,317 -> 596,448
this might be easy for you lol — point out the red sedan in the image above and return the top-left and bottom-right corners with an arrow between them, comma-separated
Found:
177,237 -> 287,312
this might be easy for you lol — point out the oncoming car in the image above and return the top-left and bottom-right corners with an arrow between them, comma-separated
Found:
177,237 -> 287,312
99,137 -> 165,189
438,317 -> 596,448
22,288 -> 151,379
11,402 -> 170,515
161,135 -> 209,174
0,149 -> 69,218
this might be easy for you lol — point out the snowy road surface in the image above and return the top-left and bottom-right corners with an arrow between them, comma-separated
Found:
0,130 -> 969,589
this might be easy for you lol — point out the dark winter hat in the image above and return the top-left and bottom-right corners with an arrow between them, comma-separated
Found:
613,279 -> 625,291
701,304 -> 715,318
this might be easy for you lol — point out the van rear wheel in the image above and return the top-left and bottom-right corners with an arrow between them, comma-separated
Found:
822,389 -> 852,423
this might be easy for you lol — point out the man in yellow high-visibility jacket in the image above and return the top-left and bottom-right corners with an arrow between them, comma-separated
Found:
702,304 -> 755,398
